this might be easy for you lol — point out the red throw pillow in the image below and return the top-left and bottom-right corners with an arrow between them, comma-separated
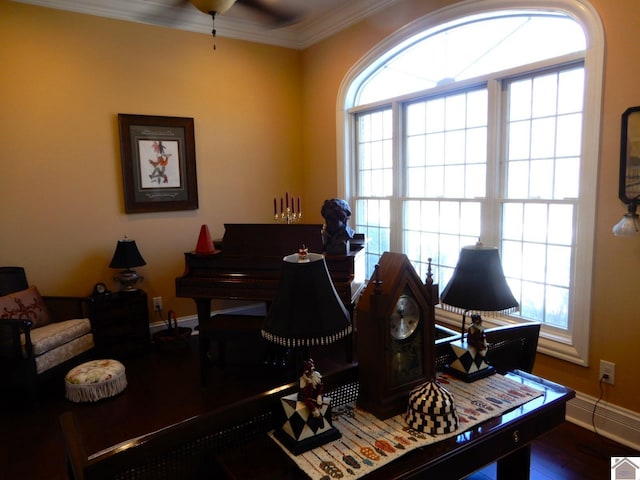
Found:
0,285 -> 51,328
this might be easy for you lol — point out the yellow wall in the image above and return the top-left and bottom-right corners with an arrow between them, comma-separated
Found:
1,0 -> 639,414
300,0 -> 640,413
0,0 -> 303,315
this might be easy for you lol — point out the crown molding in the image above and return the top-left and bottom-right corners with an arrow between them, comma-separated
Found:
10,0 -> 400,49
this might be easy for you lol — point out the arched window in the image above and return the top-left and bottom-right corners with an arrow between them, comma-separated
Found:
338,0 -> 604,365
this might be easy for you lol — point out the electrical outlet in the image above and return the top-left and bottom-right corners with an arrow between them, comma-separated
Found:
152,296 -> 163,312
599,360 -> 615,385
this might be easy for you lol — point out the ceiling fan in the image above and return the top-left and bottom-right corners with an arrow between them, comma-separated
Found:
163,0 -> 302,48
188,0 -> 300,25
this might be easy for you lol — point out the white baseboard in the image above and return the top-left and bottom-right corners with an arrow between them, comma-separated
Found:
148,303 -> 267,335
566,392 -> 640,452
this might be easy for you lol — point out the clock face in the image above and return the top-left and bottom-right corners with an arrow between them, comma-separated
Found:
390,294 -> 420,340
93,282 -> 110,296
390,292 -> 424,386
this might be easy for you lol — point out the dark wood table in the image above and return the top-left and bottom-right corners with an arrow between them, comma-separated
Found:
215,370 -> 575,480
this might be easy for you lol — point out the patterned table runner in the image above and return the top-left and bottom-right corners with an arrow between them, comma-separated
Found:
269,372 -> 543,479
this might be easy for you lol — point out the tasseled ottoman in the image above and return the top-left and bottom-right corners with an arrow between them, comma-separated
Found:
65,359 -> 127,403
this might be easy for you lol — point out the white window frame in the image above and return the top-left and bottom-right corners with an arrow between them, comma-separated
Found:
336,0 -> 604,366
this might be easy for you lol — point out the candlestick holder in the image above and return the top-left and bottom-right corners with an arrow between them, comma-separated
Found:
275,208 -> 302,224
273,194 -> 302,224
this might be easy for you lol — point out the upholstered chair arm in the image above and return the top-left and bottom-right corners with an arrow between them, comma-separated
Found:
0,318 -> 34,359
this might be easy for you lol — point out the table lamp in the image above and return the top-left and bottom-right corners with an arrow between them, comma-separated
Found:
261,250 -> 351,454
109,236 -> 146,292
440,242 -> 518,382
261,251 -> 352,351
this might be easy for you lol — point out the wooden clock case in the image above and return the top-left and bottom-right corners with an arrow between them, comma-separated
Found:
355,252 -> 439,419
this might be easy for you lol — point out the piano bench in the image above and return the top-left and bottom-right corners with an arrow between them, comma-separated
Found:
198,314 -> 266,385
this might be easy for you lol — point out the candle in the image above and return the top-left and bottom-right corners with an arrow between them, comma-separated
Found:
273,198 -> 277,215
297,197 -> 301,213
280,197 -> 283,214
291,196 -> 295,214
286,192 -> 289,208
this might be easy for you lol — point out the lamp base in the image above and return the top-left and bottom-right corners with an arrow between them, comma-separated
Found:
114,269 -> 143,292
275,393 -> 341,455
446,339 -> 496,383
445,364 -> 496,383
274,425 -> 341,456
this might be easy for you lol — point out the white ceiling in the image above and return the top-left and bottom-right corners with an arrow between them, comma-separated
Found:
11,0 -> 400,49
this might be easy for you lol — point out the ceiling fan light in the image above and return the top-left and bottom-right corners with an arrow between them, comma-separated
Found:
191,0 -> 236,15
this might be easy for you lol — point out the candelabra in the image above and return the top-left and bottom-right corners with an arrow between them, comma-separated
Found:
273,193 -> 302,224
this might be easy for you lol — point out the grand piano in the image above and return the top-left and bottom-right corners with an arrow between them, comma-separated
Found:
175,223 -> 366,332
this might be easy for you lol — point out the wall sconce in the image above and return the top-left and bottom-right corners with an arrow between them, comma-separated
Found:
612,199 -> 639,237
614,106 -> 640,237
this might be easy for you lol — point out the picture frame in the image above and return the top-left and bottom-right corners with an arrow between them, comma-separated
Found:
117,113 -> 198,213
620,106 -> 640,203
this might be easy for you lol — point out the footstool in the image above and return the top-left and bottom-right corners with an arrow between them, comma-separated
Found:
65,359 -> 127,403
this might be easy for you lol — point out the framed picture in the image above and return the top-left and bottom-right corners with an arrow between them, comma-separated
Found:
620,106 -> 640,202
118,114 -> 198,213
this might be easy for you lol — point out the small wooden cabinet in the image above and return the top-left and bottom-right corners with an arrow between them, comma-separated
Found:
89,290 -> 151,357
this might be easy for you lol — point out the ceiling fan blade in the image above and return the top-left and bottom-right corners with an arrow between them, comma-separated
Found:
235,0 -> 302,26
138,0 -> 193,28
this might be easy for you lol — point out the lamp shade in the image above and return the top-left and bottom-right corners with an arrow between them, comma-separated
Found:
262,252 -> 351,347
109,238 -> 146,269
612,201 -> 639,237
440,244 -> 518,315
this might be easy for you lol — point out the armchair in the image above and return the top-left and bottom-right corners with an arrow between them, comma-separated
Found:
0,267 -> 94,401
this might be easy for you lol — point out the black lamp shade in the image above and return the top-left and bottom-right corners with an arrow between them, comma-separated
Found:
109,239 -> 146,269
440,244 -> 518,314
262,253 -> 352,347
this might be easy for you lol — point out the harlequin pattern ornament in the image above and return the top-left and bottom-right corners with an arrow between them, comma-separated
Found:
405,380 -> 459,435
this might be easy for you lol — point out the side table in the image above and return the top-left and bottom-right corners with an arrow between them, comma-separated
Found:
89,290 -> 151,357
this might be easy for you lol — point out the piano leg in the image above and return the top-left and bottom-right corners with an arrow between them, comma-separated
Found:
195,299 -> 212,386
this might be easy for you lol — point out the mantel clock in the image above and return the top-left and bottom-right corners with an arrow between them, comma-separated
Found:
355,252 -> 438,419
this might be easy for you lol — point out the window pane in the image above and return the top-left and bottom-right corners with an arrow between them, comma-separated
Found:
508,121 -> 531,161
502,66 -> 582,325
545,285 -> 569,328
548,204 -> 574,245
530,118 -> 556,159
547,245 -> 571,287
554,157 -> 580,199
356,198 -> 390,278
356,14 -> 585,105
502,203 -> 523,240
357,109 -> 393,197
521,281 -> 545,320
523,204 -> 547,243
351,11 -> 589,336
521,242 -> 546,282
532,73 -> 558,118
405,89 -> 488,201
556,113 -> 583,157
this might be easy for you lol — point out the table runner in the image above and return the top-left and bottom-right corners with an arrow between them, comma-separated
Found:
269,372 -> 543,479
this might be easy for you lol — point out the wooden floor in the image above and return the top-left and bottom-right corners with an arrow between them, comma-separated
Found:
0,334 -> 637,480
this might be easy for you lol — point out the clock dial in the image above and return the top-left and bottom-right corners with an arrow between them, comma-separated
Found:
390,293 -> 424,386
390,294 -> 420,340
